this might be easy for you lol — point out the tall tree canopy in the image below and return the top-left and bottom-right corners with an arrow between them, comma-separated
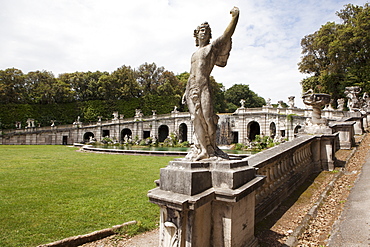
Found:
0,68 -> 25,104
298,3 -> 370,104
224,84 -> 266,112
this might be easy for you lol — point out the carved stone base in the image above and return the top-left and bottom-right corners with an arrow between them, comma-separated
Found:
304,124 -> 333,135
330,121 -> 355,149
148,159 -> 265,246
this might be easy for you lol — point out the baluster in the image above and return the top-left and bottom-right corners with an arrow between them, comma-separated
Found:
268,166 -> 275,191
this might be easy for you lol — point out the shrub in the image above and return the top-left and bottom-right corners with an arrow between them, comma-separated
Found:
251,135 -> 277,151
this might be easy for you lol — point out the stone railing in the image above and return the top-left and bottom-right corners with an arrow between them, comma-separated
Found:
2,124 -> 77,134
245,134 -> 338,221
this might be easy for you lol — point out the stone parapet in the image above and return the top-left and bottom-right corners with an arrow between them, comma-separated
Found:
246,134 -> 338,221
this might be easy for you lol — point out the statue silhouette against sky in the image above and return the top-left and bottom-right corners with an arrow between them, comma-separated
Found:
183,7 -> 239,161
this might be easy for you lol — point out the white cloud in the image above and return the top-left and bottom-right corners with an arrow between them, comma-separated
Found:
0,0 -> 367,108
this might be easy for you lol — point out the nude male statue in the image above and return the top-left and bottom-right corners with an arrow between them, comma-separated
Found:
183,7 -> 239,161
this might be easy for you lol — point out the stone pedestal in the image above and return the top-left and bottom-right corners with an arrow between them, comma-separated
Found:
311,133 -> 339,171
148,159 -> 265,247
330,121 -> 355,149
350,116 -> 364,135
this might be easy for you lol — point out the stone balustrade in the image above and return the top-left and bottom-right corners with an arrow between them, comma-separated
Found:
245,134 -> 338,221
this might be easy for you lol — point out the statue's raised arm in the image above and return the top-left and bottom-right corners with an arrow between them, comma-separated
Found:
220,7 -> 240,42
213,7 -> 239,67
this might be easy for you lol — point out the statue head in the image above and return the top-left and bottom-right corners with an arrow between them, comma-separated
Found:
194,22 -> 212,47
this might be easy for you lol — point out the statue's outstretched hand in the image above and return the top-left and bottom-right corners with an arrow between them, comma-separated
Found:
230,6 -> 239,17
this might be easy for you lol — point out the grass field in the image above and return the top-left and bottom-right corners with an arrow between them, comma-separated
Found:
0,145 -> 175,247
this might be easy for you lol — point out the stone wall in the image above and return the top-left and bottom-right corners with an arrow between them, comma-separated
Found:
1,109 -> 363,147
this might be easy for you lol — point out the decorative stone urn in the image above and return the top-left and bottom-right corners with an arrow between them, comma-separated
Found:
302,90 -> 332,134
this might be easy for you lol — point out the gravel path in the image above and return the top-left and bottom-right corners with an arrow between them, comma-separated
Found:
328,146 -> 370,246
80,229 -> 159,247
297,133 -> 370,246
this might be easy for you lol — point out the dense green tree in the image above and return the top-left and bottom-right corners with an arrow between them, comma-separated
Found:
0,68 -> 25,103
110,65 -> 140,99
58,72 -> 87,101
299,3 -> 370,103
24,70 -> 68,104
157,71 -> 182,96
224,84 -> 265,112
58,71 -> 108,101
85,71 -> 109,100
136,62 -> 165,96
209,76 -> 227,113
176,72 -> 190,112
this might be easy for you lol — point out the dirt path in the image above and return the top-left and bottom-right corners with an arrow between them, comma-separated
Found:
80,228 -> 159,247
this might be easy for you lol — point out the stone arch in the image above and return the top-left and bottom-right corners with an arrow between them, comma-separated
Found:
179,123 -> 188,142
247,121 -> 260,141
83,132 -> 94,143
294,125 -> 302,137
158,125 -> 169,142
121,128 -> 132,142
269,122 -> 276,139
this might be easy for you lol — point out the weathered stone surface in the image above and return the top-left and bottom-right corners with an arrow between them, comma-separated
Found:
159,160 -> 212,196
148,157 -> 264,246
182,7 -> 239,161
330,121 -> 355,149
210,160 -> 256,190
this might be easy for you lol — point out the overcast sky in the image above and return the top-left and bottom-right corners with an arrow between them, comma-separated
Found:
0,0 -> 367,107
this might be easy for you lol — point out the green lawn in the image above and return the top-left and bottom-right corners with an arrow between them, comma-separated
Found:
0,145 -> 174,247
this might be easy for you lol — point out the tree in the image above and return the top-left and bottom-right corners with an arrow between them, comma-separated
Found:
224,84 -> 265,112
58,71 -> 108,101
110,65 -> 140,99
298,3 -> 370,103
0,68 -> 25,103
176,72 -> 190,112
24,70 -> 70,104
59,72 -> 87,101
84,71 -> 109,100
209,76 -> 227,113
136,62 -> 165,96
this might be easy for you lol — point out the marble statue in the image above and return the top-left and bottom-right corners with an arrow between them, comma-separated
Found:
337,98 -> 345,111
26,118 -> 35,128
112,111 -> 119,120
240,99 -> 245,108
266,98 -> 272,107
15,121 -> 21,129
345,86 -> 361,112
182,7 -> 239,161
288,96 -> 295,108
362,92 -> 370,110
171,106 -> 179,113
135,109 -> 143,118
